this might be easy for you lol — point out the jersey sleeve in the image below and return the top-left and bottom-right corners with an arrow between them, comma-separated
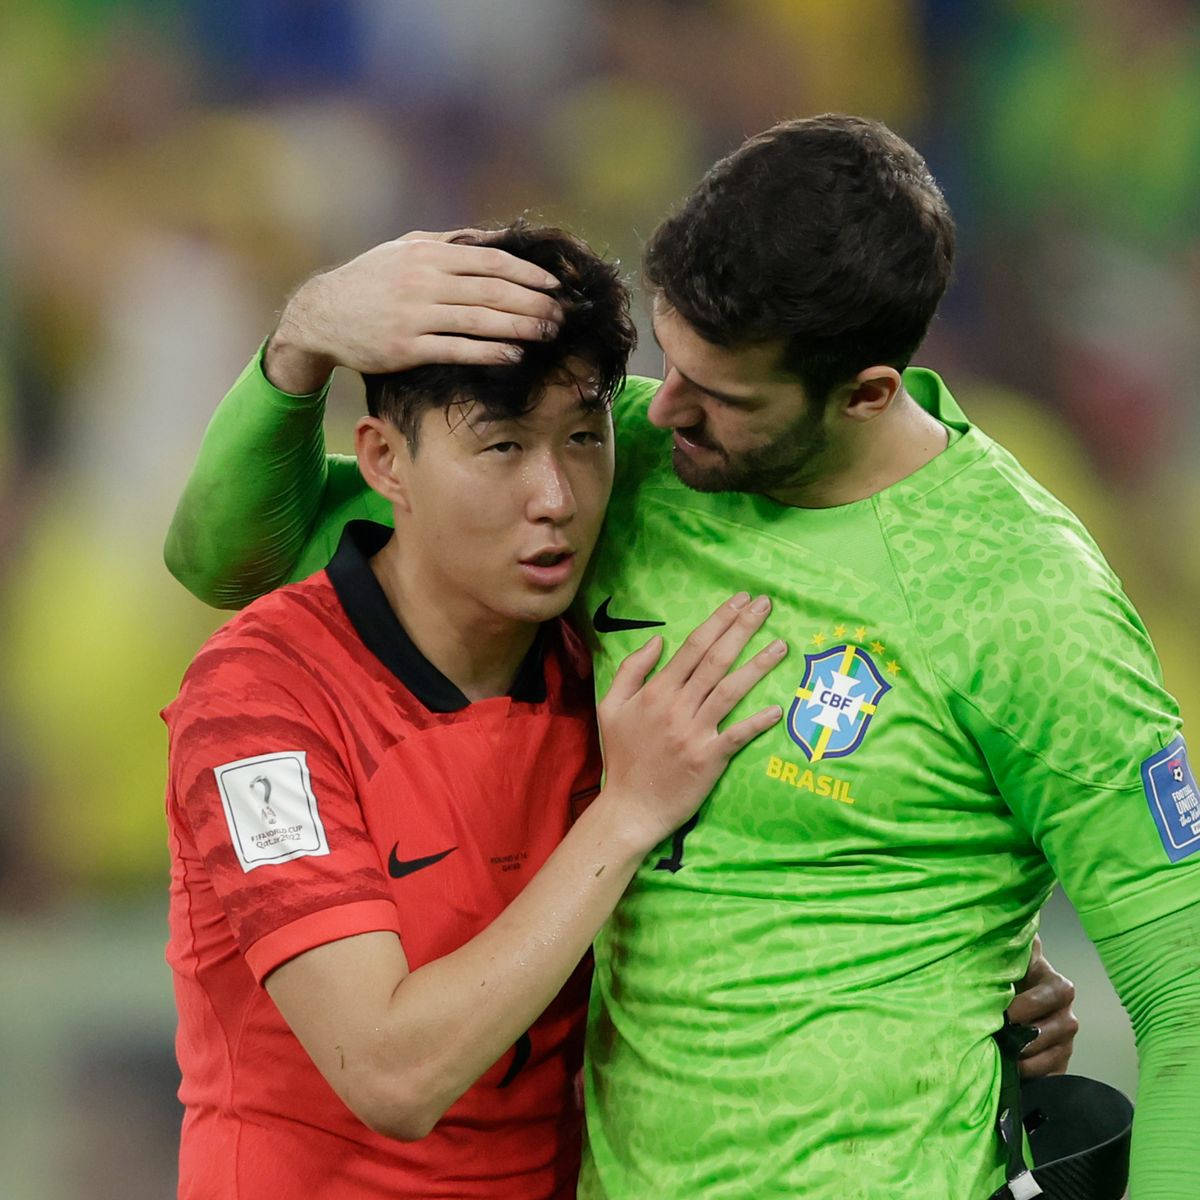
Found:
164,344 -> 334,609
165,642 -> 401,982
1096,901 -> 1200,1199
947,552 -> 1200,941
165,346 -> 397,607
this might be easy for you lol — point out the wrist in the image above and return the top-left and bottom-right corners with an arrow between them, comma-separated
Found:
584,788 -> 672,863
264,285 -> 336,395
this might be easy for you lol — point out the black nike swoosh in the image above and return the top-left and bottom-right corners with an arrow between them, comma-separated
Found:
388,843 -> 457,878
592,596 -> 666,634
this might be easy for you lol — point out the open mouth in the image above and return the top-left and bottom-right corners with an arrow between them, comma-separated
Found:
519,549 -> 576,587
525,550 -> 571,567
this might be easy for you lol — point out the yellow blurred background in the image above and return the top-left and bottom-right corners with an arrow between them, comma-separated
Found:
2,1 -> 1197,1195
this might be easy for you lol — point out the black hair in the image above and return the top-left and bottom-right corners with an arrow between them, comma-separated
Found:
364,221 -> 635,447
643,114 -> 955,403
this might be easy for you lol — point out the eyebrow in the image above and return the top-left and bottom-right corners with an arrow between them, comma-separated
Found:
464,398 -> 603,432
650,326 -> 752,406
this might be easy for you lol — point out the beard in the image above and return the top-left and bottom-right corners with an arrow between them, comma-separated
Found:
670,406 -> 830,496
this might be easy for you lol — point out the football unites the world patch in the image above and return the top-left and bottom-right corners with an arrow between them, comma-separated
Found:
787,641 -> 892,763
213,750 -> 330,872
1141,736 -> 1200,863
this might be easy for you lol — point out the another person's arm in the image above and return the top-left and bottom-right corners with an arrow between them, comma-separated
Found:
165,232 -> 565,607
176,595 -> 787,1139
1007,934 -> 1079,1078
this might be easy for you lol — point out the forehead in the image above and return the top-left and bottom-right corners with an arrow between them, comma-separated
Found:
430,367 -> 607,441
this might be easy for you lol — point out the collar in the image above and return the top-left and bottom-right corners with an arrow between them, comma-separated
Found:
326,520 -> 549,712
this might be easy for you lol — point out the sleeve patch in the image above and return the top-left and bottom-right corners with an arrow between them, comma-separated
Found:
213,751 -> 330,872
1141,736 -> 1200,863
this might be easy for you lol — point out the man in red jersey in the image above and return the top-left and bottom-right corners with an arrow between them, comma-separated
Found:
162,224 -> 789,1199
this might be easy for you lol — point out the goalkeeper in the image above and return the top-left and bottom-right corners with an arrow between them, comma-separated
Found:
167,117 -> 1196,1199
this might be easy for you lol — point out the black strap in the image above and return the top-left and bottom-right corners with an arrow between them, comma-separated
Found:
989,1019 -> 1043,1200
988,1021 -> 1133,1200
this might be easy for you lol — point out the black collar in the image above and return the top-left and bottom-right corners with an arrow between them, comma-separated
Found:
326,521 -> 549,713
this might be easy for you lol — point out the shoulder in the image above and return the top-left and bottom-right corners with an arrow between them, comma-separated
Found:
169,574 -> 347,723
884,438 -> 1175,774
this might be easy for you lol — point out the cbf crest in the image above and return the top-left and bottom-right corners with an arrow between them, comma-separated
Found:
787,633 -> 896,762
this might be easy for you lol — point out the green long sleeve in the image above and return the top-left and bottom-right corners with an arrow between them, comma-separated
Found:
164,346 -> 333,608
1095,899 -> 1200,1198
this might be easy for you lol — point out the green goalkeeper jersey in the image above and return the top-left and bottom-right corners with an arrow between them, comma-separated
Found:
571,370 -> 1195,1200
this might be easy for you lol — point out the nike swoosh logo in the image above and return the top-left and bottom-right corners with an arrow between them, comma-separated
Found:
388,843 -> 457,878
592,596 -> 666,634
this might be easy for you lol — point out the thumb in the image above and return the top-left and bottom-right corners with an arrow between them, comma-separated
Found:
603,635 -> 664,707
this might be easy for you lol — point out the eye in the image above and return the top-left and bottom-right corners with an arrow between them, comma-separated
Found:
705,392 -> 742,410
569,430 -> 606,447
484,441 -> 520,454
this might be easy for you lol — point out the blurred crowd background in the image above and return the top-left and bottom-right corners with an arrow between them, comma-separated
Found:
2,1 -> 1197,1196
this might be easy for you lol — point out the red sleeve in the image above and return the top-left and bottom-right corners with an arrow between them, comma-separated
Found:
165,642 -> 402,982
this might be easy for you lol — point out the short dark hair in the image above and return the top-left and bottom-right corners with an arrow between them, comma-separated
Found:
364,222 -> 635,447
643,114 -> 955,403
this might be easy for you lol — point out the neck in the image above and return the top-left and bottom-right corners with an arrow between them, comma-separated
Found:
370,535 -> 539,703
767,389 -> 949,508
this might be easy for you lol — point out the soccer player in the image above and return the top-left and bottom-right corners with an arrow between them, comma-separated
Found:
162,224 -> 790,1200
164,116 -> 1194,1200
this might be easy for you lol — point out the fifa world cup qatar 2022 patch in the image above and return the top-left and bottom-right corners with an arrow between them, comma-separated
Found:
1141,736 -> 1200,862
213,750 -> 330,872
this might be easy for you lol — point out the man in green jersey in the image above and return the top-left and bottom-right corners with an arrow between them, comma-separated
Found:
165,116 -> 1197,1199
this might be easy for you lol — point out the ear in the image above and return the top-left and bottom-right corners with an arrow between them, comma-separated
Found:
842,366 -> 903,422
355,416 -> 413,512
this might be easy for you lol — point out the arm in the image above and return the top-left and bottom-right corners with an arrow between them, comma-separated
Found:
165,231 -> 567,608
265,594 -> 788,1139
163,347 -> 332,607
1095,902 -> 1200,1199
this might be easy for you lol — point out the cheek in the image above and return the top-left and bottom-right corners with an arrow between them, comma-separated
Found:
413,465 -> 517,551
575,457 -> 614,532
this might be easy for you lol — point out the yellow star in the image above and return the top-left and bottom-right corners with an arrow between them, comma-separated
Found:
870,640 -> 886,655
854,625 -> 868,642
833,623 -> 846,637
886,660 -> 902,677
811,631 -> 827,647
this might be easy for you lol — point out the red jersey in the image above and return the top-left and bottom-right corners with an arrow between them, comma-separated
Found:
163,521 -> 601,1199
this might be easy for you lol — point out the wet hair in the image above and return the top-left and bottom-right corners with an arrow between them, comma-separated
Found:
643,114 -> 955,403
363,221 -> 636,448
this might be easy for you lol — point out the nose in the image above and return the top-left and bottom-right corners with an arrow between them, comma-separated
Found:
647,368 -> 703,430
526,451 -> 576,524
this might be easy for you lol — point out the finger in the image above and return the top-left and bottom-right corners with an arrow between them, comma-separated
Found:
429,241 -> 560,290
1018,1011 -> 1079,1059
654,594 -> 751,689
423,304 -> 560,344
410,334 -> 526,366
697,638 -> 788,725
1007,976 -> 1074,1024
682,596 -> 772,709
400,227 -> 491,243
602,636 -> 664,707
438,273 -> 566,321
1018,1046 -> 1071,1079
716,704 -> 784,754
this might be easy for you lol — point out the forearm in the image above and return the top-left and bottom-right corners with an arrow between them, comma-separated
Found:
1095,902 -> 1200,1198
376,792 -> 646,1132
164,344 -> 331,607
